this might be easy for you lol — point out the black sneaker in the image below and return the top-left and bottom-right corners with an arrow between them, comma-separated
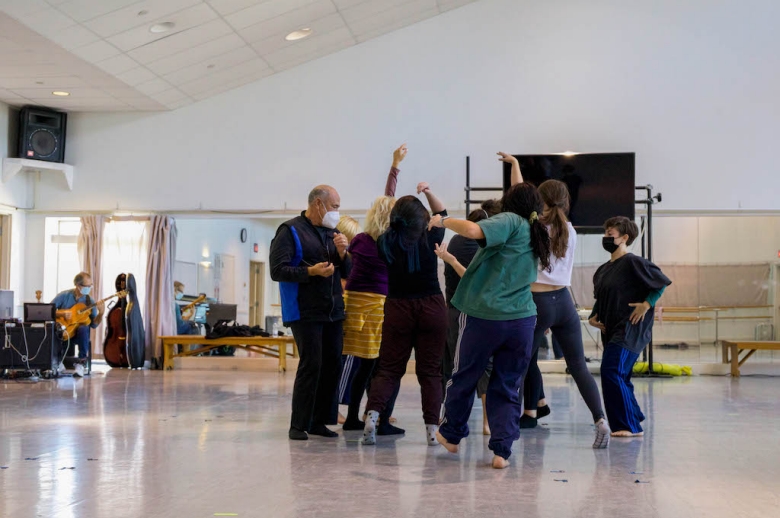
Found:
309,424 -> 338,438
288,428 -> 309,441
377,422 -> 405,436
537,405 -> 551,419
519,414 -> 538,429
342,418 -> 366,431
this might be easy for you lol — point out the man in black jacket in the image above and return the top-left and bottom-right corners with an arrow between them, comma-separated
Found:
270,185 -> 352,440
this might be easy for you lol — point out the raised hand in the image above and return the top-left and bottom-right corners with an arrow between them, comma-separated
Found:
497,151 -> 518,163
434,242 -> 455,264
416,182 -> 431,195
628,302 -> 651,325
308,262 -> 335,278
428,214 -> 444,230
392,144 -> 408,168
588,314 -> 606,332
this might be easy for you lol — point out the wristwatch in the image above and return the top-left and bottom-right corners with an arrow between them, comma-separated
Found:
440,215 -> 450,227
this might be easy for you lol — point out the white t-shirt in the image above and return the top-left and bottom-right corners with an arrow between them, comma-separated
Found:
536,222 -> 577,286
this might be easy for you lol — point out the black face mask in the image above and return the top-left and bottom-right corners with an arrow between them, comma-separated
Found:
602,237 -> 620,254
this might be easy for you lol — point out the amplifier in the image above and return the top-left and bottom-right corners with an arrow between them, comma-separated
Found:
0,323 -> 58,372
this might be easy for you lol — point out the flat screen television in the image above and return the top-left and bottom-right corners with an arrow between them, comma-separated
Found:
502,153 -> 635,234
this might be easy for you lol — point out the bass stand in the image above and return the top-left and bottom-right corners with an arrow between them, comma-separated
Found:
635,185 -> 669,378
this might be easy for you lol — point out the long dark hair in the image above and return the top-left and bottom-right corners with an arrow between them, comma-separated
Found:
538,180 -> 570,259
501,184 -> 552,271
378,195 -> 431,272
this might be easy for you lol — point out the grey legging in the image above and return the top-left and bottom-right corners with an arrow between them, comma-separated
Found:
524,288 -> 605,422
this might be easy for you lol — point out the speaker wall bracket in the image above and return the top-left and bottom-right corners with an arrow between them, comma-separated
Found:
2,158 -> 74,190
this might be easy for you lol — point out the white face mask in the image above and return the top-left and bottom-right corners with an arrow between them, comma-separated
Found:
319,202 -> 340,229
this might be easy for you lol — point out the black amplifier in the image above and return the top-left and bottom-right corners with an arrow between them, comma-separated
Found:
0,323 -> 58,372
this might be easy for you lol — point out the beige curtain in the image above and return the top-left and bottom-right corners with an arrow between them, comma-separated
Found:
145,215 -> 177,366
77,215 -> 104,354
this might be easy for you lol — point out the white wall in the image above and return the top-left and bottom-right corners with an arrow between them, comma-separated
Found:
28,0 -> 780,214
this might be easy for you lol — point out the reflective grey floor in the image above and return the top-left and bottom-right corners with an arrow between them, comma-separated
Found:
2,369 -> 779,518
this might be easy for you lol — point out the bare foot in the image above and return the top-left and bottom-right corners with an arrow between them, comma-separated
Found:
492,456 -> 509,469
436,431 -> 459,453
337,412 -> 346,425
611,430 -> 644,437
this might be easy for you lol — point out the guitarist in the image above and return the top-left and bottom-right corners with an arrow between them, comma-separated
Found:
52,272 -> 105,376
173,281 -> 200,335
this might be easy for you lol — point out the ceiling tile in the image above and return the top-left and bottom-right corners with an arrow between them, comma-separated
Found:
273,37 -> 353,72
71,40 -> 122,62
190,66 -> 274,100
249,12 -> 345,56
93,54 -> 140,75
145,33 -> 244,75
106,3 -> 219,52
0,64 -> 79,78
206,0 -> 266,16
122,96 -> 167,110
16,6 -> 77,34
162,45 -> 258,86
355,9 -> 439,43
340,0 -> 418,24
134,77 -> 173,95
2,0 -> 52,19
238,0 -> 337,44
102,85 -> 148,98
83,0 -> 202,38
115,65 -> 156,85
351,2 -> 437,38
163,97 -> 193,109
262,26 -> 354,68
437,0 -> 477,12
150,87 -> 188,104
331,0 -> 365,8
0,76 -> 89,89
46,23 -> 101,50
13,87 -> 114,98
57,0 -> 143,23
179,57 -> 269,96
0,87 -> 26,101
127,18 -> 234,64
225,0 -> 320,31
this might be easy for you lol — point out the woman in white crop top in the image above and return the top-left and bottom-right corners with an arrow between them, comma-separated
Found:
499,153 -> 610,449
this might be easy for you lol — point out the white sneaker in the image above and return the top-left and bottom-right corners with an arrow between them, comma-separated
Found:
74,363 -> 85,378
57,362 -> 66,374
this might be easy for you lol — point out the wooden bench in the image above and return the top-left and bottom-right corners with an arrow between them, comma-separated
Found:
721,341 -> 780,377
161,335 -> 297,372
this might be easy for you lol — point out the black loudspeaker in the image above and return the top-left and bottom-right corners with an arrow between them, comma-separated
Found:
17,106 -> 67,163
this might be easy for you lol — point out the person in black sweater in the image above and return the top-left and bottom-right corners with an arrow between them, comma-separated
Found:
270,185 -> 352,441
588,217 -> 671,437
439,200 -> 501,435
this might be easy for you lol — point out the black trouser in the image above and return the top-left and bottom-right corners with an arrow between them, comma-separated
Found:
289,320 -> 343,432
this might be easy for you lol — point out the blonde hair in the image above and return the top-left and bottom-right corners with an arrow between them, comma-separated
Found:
364,196 -> 396,240
336,215 -> 361,242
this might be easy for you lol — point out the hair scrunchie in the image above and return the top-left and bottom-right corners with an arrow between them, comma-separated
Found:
529,211 -> 539,223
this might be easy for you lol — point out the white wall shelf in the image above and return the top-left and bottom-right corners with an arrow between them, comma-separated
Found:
2,158 -> 74,190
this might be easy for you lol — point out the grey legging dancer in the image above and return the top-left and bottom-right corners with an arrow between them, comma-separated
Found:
524,288 -> 605,422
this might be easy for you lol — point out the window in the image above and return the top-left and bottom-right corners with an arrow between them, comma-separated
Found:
101,220 -> 149,321
43,218 -> 82,301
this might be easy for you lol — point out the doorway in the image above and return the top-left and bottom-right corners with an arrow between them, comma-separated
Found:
249,261 -> 265,327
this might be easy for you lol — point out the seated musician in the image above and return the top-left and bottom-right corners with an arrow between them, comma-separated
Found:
174,281 -> 199,336
52,272 -> 105,375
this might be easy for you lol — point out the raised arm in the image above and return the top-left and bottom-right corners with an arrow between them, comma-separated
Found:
417,182 -> 446,214
434,243 -> 467,278
428,215 -> 484,240
385,144 -> 407,196
498,152 -> 523,186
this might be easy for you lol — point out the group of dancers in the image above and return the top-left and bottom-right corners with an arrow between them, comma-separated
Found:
269,145 -> 671,468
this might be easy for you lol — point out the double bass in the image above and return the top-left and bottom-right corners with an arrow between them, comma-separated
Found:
103,273 -> 146,369
103,274 -> 129,368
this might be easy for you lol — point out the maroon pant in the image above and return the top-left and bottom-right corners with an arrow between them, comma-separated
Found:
366,295 -> 447,424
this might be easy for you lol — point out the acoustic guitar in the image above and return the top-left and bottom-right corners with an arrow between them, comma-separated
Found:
180,294 -> 206,320
56,291 -> 127,340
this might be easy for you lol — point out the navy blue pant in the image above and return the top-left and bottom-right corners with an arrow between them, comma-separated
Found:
61,325 -> 91,361
601,342 -> 645,433
440,313 -> 536,460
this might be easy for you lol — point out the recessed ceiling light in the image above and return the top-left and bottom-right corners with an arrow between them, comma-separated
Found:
138,10 -> 149,16
52,91 -> 70,96
207,64 -> 215,69
285,28 -> 313,41
149,22 -> 175,33
36,81 -> 44,85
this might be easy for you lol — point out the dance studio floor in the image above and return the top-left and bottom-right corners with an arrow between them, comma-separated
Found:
1,368 -> 778,518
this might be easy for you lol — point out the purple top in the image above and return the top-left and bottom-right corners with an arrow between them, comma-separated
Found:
345,233 -> 388,296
